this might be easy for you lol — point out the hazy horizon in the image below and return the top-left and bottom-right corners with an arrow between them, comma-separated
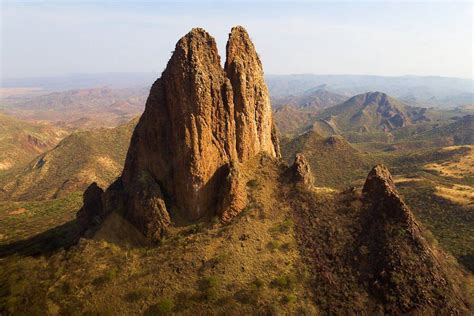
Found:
1,1 -> 473,80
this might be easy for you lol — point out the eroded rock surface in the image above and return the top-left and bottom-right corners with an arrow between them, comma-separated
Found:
291,153 -> 313,186
357,164 -> 468,313
77,26 -> 279,240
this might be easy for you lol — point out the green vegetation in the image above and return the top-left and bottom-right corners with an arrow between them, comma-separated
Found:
271,273 -> 297,291
144,298 -> 174,315
281,131 -> 376,188
199,276 -> 220,302
0,112 -> 68,177
0,157 -> 318,314
0,192 -> 82,245
0,118 -> 137,200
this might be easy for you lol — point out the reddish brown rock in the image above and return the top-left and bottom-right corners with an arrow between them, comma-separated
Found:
122,28 -> 237,222
225,26 -> 280,160
78,26 -> 280,240
358,164 -> 468,313
362,164 -> 418,228
125,171 -> 171,242
218,162 -> 247,223
291,153 -> 313,185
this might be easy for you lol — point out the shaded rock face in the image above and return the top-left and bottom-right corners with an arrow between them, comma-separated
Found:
76,182 -> 104,228
357,165 -> 468,313
78,26 -> 279,240
291,153 -> 313,185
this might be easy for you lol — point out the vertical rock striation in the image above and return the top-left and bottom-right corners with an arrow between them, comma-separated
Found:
77,26 -> 280,241
225,26 -> 280,160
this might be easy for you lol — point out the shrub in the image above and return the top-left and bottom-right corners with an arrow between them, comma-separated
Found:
253,278 -> 264,289
124,288 -> 150,303
91,268 -> 118,287
269,219 -> 294,235
246,179 -> 259,188
144,298 -> 174,315
283,293 -> 297,304
267,240 -> 281,252
199,276 -> 220,301
271,273 -> 297,290
235,279 -> 264,305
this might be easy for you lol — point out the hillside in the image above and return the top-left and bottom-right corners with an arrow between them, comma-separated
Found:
3,87 -> 147,129
273,105 -> 319,136
315,91 -> 429,134
0,118 -> 137,201
0,113 -> 68,173
413,114 -> 473,146
281,131 -> 375,188
1,156 -> 471,314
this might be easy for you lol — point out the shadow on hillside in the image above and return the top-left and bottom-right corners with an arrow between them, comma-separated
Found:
458,254 -> 474,274
0,220 -> 81,258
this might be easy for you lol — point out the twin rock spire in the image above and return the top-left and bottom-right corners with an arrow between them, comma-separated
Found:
78,26 -> 280,240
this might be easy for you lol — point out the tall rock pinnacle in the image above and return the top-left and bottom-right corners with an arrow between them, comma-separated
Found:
225,26 -> 280,160
357,165 -> 468,313
78,26 -> 280,240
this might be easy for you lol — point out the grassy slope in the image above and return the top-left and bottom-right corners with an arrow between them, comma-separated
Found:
0,156 -> 471,314
0,156 -> 318,315
281,131 -> 376,189
0,113 -> 68,174
0,118 -> 137,201
281,130 -> 474,273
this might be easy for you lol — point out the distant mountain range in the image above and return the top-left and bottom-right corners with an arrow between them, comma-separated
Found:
271,86 -> 348,110
1,87 -> 146,129
266,74 -> 473,107
3,72 -> 472,108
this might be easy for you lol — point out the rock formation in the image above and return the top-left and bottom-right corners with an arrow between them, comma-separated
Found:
357,165 -> 468,313
225,26 -> 280,160
291,153 -> 313,185
77,26 -> 280,241
76,182 -> 104,228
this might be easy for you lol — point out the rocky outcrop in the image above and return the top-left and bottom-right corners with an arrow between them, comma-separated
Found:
77,26 -> 279,240
218,162 -> 248,223
362,164 -> 420,231
324,135 -> 348,148
225,26 -> 280,160
76,182 -> 104,228
357,165 -> 468,313
291,153 -> 313,185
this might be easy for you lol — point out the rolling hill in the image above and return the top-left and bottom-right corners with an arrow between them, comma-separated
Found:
0,113 -> 68,173
314,91 -> 429,134
281,131 -> 375,188
0,118 -> 138,201
273,105 -> 319,136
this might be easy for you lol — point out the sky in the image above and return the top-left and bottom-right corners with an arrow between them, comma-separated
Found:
1,0 -> 473,79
